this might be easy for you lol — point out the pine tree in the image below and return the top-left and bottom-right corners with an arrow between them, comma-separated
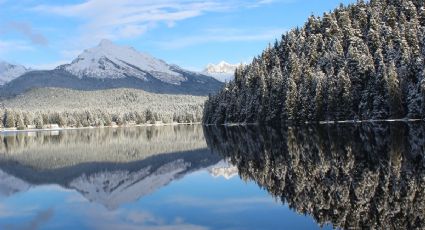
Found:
386,61 -> 404,118
23,113 -> 33,127
0,111 -> 4,128
286,78 -> 298,121
4,111 -> 15,128
421,77 -> 425,118
314,72 -> 326,121
34,114 -> 43,129
336,69 -> 353,120
16,113 -> 25,130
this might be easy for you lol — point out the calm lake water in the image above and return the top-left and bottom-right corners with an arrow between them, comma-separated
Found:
0,123 -> 423,230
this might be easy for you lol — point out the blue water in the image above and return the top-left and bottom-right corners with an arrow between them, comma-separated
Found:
0,171 -> 328,230
1,123 -> 422,229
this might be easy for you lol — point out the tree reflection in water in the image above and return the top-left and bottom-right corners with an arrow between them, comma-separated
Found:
204,122 -> 425,229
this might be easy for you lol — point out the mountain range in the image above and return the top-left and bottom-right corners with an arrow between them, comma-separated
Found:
0,40 -> 223,97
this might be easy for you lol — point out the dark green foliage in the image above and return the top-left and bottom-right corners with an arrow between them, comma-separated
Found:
204,0 -> 425,124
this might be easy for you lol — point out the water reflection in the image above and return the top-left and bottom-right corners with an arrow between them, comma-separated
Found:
0,125 -> 208,169
0,125 -> 314,230
0,126 -> 221,210
204,122 -> 425,229
1,123 -> 424,229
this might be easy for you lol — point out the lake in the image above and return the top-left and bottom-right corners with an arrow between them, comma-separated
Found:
0,123 -> 423,229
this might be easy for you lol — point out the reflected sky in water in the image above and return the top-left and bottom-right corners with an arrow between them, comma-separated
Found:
0,172 -> 326,230
1,123 -> 424,229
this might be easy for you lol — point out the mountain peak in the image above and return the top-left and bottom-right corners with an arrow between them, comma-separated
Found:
98,39 -> 114,47
204,61 -> 239,74
203,61 -> 240,82
0,61 -> 28,85
62,40 -> 186,84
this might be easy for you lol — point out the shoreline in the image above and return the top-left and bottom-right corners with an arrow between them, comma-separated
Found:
0,122 -> 202,134
2,118 -> 423,133
204,118 -> 425,126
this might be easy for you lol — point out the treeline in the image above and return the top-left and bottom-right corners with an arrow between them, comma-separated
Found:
204,0 -> 425,124
0,108 -> 202,129
204,123 -> 425,229
0,88 -> 205,129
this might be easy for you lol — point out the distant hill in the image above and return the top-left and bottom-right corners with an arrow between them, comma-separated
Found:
2,87 -> 205,114
204,0 -> 425,124
0,40 -> 223,97
0,88 -> 206,128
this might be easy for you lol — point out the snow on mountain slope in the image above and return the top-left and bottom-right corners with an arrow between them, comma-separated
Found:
0,61 -> 28,85
203,61 -> 239,82
209,161 -> 238,180
204,61 -> 238,74
0,169 -> 31,197
69,159 -> 190,210
59,39 -> 185,85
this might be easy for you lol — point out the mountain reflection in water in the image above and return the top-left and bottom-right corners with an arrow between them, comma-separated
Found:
204,122 -> 425,229
0,125 -> 221,210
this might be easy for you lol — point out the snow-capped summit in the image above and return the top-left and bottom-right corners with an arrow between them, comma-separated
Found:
0,61 -> 29,85
204,61 -> 239,74
59,39 -> 185,85
203,61 -> 240,82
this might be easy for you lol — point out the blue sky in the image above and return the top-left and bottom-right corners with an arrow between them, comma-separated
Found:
0,0 -> 357,71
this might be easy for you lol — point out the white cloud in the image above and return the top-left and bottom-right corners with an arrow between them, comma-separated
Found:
83,208 -> 209,230
158,27 -> 285,49
19,0 -> 284,67
0,203 -> 38,218
31,0 -> 277,43
0,40 -> 34,55
31,1 -> 214,42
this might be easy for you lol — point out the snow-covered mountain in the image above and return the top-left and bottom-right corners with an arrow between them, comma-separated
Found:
0,148 -> 222,209
0,61 -> 28,85
70,159 -> 191,210
203,61 -> 239,82
0,40 -> 223,97
59,39 -> 185,85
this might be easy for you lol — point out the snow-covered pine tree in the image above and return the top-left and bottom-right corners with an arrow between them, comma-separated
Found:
203,0 -> 425,124
4,110 -> 15,128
